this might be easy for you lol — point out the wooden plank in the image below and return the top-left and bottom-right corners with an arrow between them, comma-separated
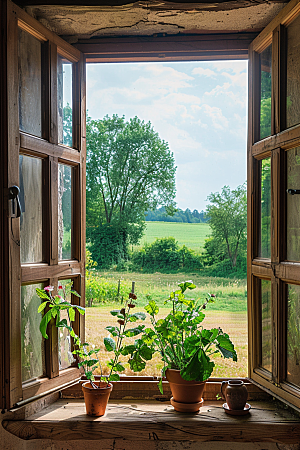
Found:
252,0 -> 300,52
251,264 -> 272,278
275,262 -> 300,283
7,0 -> 23,408
20,133 -> 81,163
252,123 -> 300,157
21,261 -> 84,283
271,148 -> 280,264
251,373 -> 300,411
22,368 -> 81,401
3,399 -> 300,443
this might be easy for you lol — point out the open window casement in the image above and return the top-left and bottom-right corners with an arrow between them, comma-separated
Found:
248,0 -> 300,411
1,0 -> 86,410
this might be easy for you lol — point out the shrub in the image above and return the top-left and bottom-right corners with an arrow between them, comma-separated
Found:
87,224 -> 128,268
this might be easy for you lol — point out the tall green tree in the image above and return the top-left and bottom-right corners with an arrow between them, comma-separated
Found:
86,114 -> 176,258
205,184 -> 247,268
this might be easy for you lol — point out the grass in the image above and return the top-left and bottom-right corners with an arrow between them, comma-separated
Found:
133,222 -> 211,253
85,271 -> 248,378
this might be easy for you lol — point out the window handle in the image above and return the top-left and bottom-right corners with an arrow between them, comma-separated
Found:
287,189 -> 300,195
8,185 -> 22,218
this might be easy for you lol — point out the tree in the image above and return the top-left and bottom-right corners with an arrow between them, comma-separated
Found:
205,184 -> 247,268
86,114 -> 176,263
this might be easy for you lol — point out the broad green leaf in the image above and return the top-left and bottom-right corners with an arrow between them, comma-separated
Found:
109,374 -> 120,381
158,377 -> 163,394
69,307 -> 75,322
75,305 -> 85,315
216,334 -> 237,361
70,290 -> 81,298
36,288 -> 50,300
124,326 -> 144,337
178,281 -> 196,293
110,309 -> 120,316
131,312 -> 146,321
129,353 -> 146,372
139,345 -> 153,361
105,326 -> 120,337
145,300 -> 159,316
38,301 -> 48,313
39,310 -> 53,339
115,363 -> 125,372
85,359 -> 99,367
104,337 -> 116,351
57,319 -> 68,328
121,344 -> 135,356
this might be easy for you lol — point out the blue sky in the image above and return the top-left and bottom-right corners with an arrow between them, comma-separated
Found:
86,60 -> 248,212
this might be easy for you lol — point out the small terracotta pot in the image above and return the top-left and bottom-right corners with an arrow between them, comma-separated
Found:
166,369 -> 206,412
221,379 -> 248,410
82,381 -> 113,416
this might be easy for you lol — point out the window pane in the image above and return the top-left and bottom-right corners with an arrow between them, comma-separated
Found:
58,164 -> 72,260
261,279 -> 272,372
58,280 -> 76,370
286,15 -> 300,129
57,55 -> 73,146
18,28 -> 42,137
260,45 -> 272,140
259,158 -> 271,258
19,155 -> 43,263
287,147 -> 300,261
21,283 -> 45,382
287,284 -> 300,386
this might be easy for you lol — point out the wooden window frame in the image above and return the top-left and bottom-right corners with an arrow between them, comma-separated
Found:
1,0 -> 86,410
248,0 -> 300,411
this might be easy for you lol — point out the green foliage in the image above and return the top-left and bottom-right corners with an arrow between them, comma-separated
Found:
204,184 -> 247,270
139,281 -> 237,391
145,206 -> 208,223
86,114 -> 176,259
85,267 -> 131,306
87,224 -> 128,268
131,237 -> 203,273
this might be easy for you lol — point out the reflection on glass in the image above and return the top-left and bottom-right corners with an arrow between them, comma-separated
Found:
286,15 -> 300,129
287,284 -> 300,386
260,45 -> 272,140
19,155 -> 43,263
287,147 -> 300,261
58,279 -> 76,370
58,164 -> 72,260
260,158 -> 271,258
261,279 -> 272,372
21,283 -> 44,382
57,54 -> 72,146
18,28 -> 42,137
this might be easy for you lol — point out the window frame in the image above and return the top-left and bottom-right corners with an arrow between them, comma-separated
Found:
248,0 -> 300,411
2,0 -> 86,410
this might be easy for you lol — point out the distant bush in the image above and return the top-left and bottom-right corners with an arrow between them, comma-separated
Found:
87,224 -> 128,268
131,237 -> 203,273
201,255 -> 247,279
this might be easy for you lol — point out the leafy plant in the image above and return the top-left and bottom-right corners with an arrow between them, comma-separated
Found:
36,283 -> 148,388
138,280 -> 237,393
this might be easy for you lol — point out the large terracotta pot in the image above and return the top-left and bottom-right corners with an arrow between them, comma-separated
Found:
166,369 -> 206,412
82,381 -> 113,416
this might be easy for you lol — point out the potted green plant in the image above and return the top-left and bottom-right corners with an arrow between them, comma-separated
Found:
138,280 -> 238,412
36,284 -> 148,416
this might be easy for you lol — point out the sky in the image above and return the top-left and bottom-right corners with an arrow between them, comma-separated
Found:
86,60 -> 248,212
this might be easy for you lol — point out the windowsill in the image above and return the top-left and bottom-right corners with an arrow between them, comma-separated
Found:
3,398 -> 300,443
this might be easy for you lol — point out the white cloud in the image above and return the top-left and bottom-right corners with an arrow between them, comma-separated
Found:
192,67 -> 216,77
202,105 -> 229,130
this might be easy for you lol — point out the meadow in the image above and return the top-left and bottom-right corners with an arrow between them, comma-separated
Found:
85,271 -> 248,378
133,222 -> 211,253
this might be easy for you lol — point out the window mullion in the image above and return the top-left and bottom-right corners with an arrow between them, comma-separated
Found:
50,157 -> 59,265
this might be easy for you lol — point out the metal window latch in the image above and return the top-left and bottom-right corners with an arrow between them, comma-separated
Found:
287,189 -> 300,195
8,185 -> 22,218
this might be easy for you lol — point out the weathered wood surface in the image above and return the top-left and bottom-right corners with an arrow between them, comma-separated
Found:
3,399 -> 300,443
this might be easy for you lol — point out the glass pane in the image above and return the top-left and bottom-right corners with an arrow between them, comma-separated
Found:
58,164 -> 72,260
287,284 -> 300,386
287,147 -> 300,261
21,283 -> 45,382
18,28 -> 42,137
286,15 -> 300,129
261,279 -> 272,372
19,155 -> 43,263
259,158 -> 271,258
260,45 -> 272,140
58,280 -> 76,370
57,55 -> 73,146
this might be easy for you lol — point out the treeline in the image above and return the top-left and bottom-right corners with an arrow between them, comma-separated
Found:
145,207 -> 209,223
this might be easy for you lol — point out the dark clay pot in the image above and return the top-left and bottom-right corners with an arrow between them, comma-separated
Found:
82,381 -> 113,416
221,379 -> 248,410
166,369 -> 206,412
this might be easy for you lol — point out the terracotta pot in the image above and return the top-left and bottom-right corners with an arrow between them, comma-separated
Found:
82,381 -> 113,416
221,379 -> 248,410
166,369 -> 206,412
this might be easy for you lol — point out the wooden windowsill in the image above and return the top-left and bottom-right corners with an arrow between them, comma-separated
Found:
3,398 -> 300,443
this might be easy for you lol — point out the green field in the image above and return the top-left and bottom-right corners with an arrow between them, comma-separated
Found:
134,221 -> 211,253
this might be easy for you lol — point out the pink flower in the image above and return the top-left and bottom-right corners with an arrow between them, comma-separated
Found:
44,286 -> 54,292
58,285 -> 63,290
56,295 -> 62,299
